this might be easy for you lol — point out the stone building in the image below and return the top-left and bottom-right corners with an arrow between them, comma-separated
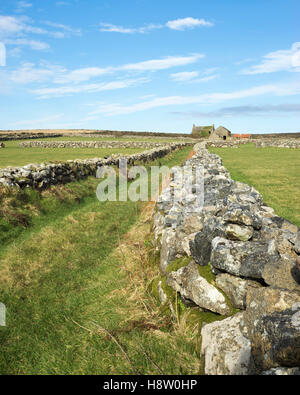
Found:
192,124 -> 231,140
191,124 -> 215,137
210,126 -> 231,140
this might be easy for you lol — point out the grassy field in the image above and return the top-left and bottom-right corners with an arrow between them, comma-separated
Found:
208,143 -> 300,227
0,139 -> 148,168
0,146 -> 203,375
0,136 -> 190,168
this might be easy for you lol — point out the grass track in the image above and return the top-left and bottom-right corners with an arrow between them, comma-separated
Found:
0,146 -> 201,375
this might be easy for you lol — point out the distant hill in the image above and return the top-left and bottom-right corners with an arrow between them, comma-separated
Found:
251,132 -> 300,139
0,129 -> 199,139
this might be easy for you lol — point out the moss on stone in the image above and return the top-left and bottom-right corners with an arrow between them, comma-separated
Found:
160,276 -> 176,301
197,263 -> 240,317
197,263 -> 216,284
150,276 -> 161,301
166,256 -> 192,274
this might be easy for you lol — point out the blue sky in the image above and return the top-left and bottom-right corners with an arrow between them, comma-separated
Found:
0,0 -> 299,133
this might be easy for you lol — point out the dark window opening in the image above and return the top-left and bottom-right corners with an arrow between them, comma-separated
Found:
223,136 -> 227,140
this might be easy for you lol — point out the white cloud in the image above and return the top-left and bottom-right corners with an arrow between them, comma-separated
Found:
194,74 -> 219,83
51,54 -> 204,84
5,38 -> 49,50
53,67 -> 113,84
9,62 -> 65,83
166,17 -> 213,30
170,71 -> 199,81
242,42 -> 300,74
120,54 -> 204,72
99,23 -> 161,34
16,1 -> 32,13
0,14 -> 81,54
0,15 -> 24,37
99,17 -> 213,34
43,21 -> 82,37
31,78 -> 148,98
89,83 -> 300,116
0,42 -> 6,66
170,70 -> 219,83
12,114 -> 64,128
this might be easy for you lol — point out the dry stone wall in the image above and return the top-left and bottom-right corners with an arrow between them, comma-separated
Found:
0,142 -> 190,189
152,142 -> 300,375
207,138 -> 300,149
206,139 -> 253,148
0,133 -> 62,142
255,139 -> 300,149
19,140 -> 172,149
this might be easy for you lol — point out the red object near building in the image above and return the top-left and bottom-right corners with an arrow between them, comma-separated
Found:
233,134 -> 251,139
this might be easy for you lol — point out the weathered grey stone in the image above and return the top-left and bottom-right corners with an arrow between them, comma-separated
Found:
281,220 -> 299,234
276,235 -> 299,260
166,261 -> 230,315
243,287 -> 300,341
216,273 -> 261,309
157,280 -> 167,304
183,214 -> 203,234
225,223 -> 254,241
159,228 -> 178,274
211,237 -> 279,279
223,206 -> 261,229
294,232 -> 300,254
261,367 -> 300,375
262,256 -> 300,292
201,313 -> 254,375
250,305 -> 300,371
190,218 -> 226,266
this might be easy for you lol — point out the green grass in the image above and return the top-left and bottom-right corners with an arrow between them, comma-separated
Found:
208,143 -> 300,227
0,136 -> 191,168
0,139 -> 148,168
0,146 -> 202,375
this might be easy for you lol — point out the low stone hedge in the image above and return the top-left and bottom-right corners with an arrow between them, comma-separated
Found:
19,140 -> 171,149
255,139 -> 300,149
207,138 -> 300,149
152,141 -> 300,375
0,133 -> 62,142
0,142 -> 191,189
206,139 -> 253,148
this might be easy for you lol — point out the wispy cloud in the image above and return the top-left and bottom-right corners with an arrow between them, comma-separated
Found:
11,114 -> 64,128
99,23 -> 162,34
0,15 -> 24,37
43,21 -> 82,37
170,71 -> 200,81
31,78 -> 149,98
170,68 -> 219,83
3,53 -> 204,99
166,17 -> 213,30
89,83 -> 300,116
0,14 -> 81,52
50,54 -> 204,84
99,17 -> 213,34
172,104 -> 300,118
9,62 -> 66,83
16,1 -> 32,13
120,54 -> 204,72
4,38 -> 49,50
241,42 -> 300,74
0,42 -> 6,66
